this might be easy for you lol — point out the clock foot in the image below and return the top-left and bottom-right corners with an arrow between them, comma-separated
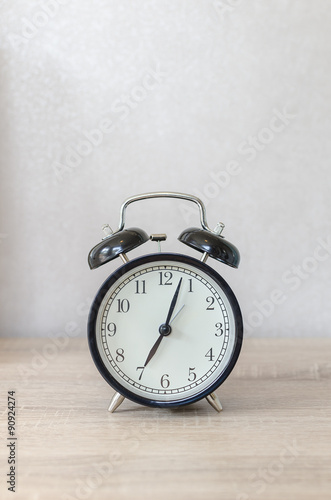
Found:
206,392 -> 223,413
108,392 -> 125,413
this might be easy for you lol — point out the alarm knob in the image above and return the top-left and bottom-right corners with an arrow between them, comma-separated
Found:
178,227 -> 240,268
88,227 -> 149,269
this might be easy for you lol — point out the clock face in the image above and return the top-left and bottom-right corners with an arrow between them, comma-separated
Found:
88,253 -> 243,408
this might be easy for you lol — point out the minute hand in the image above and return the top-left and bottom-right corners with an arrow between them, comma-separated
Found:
165,277 -> 183,325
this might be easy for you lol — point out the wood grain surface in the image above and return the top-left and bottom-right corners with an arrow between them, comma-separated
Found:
0,338 -> 330,500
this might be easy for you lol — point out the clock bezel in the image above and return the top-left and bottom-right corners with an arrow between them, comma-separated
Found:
88,252 -> 243,408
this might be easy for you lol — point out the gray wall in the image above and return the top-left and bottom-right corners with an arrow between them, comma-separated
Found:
0,1 -> 330,337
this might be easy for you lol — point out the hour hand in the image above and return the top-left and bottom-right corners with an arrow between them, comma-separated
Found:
136,335 -> 164,381
142,334 -> 164,369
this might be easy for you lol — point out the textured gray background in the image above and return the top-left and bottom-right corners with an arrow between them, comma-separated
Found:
0,0 -> 330,337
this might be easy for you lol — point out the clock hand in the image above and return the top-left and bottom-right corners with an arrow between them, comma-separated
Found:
142,334 -> 164,369
165,277 -> 183,326
142,278 -> 183,371
169,304 -> 185,324
141,304 -> 185,375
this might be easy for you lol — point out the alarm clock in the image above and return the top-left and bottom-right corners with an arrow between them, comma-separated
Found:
87,192 -> 243,413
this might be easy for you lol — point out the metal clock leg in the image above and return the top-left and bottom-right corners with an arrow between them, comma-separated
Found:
108,392 -> 125,413
206,392 -> 223,413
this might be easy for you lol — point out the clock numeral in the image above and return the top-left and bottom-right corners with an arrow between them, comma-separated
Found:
188,278 -> 193,292
215,322 -> 223,336
115,348 -> 125,362
136,366 -> 145,381
159,271 -> 173,286
116,299 -> 130,313
206,296 -> 215,310
188,367 -> 196,382
205,348 -> 215,362
135,280 -> 146,294
107,322 -> 117,336
160,373 -> 170,388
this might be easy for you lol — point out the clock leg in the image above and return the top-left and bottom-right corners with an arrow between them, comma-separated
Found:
206,392 -> 223,413
108,392 -> 125,413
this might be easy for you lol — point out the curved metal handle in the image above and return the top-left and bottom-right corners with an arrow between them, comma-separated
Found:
116,192 -> 214,233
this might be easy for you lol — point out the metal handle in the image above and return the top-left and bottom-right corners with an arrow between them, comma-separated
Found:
116,192 -> 213,233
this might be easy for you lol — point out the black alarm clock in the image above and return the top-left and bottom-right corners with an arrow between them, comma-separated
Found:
87,192 -> 243,413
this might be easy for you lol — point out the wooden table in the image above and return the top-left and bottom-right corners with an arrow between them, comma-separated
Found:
0,338 -> 330,500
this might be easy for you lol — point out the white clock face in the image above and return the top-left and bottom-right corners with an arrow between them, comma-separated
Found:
90,255 -> 242,405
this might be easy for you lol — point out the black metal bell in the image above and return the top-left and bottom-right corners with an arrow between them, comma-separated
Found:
88,227 -> 149,269
178,227 -> 240,268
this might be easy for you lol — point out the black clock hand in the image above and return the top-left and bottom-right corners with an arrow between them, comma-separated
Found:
165,277 -> 183,325
142,277 -> 183,370
142,334 -> 164,369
